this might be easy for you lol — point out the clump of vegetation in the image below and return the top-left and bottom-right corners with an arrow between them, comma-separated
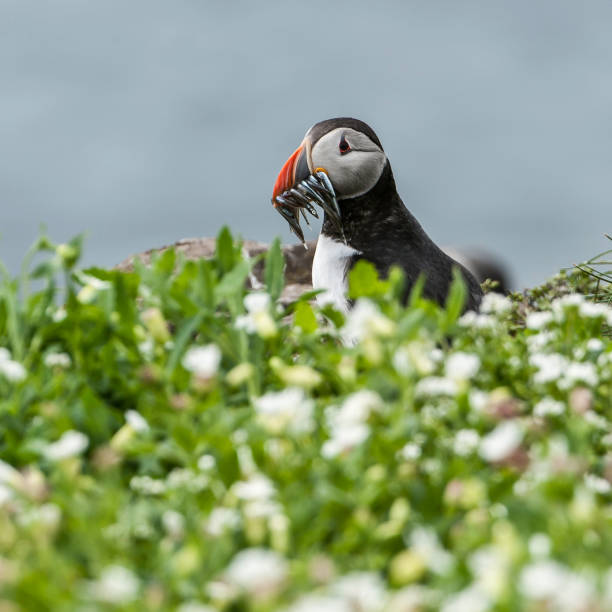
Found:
0,230 -> 611,611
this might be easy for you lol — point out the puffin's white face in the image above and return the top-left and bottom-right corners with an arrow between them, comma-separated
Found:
307,127 -> 387,199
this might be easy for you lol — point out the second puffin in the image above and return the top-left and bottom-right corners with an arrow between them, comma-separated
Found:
272,117 -> 483,313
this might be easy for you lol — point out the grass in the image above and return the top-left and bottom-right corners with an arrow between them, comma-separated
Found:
0,229 -> 611,611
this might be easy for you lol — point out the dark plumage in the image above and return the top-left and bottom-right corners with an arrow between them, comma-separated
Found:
272,117 -> 483,312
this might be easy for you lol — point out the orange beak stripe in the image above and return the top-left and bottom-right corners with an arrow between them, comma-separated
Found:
272,144 -> 304,204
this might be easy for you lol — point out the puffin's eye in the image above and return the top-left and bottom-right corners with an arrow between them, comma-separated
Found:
339,135 -> 351,155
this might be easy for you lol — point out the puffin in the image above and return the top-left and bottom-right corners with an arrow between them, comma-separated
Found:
271,117 -> 483,313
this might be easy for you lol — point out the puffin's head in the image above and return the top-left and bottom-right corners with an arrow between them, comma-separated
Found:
273,118 -> 387,201
271,118 -> 388,241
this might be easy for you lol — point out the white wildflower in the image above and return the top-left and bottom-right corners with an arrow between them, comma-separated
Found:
0,350 -> 26,382
205,507 -> 241,536
162,510 -> 185,539
479,421 -> 522,462
583,410 -> 607,429
526,331 -> 555,351
341,298 -> 395,344
166,468 -> 208,492
231,474 -> 275,501
579,300 -> 611,319
519,560 -> 566,600
253,388 -> 314,434
528,533 -> 551,558
584,473 -> 611,494
552,293 -> 584,312
177,603 -> 216,612
558,362 -> 598,389
399,443 -> 422,460
469,546 -> 508,599
332,390 -> 383,427
224,548 -> 288,599
458,311 -> 495,329
441,585 -> 490,612
529,353 -> 568,384
445,352 -> 480,381
480,293 -> 512,315
129,475 -> 165,495
90,565 -> 140,604
43,430 -> 89,461
288,595 -> 352,612
0,459 -> 21,489
410,527 -> 453,574
519,560 -> 595,611
533,397 -> 565,418
125,410 -> 149,432
236,292 -> 277,338
182,344 -> 221,378
77,274 -> 111,304
322,423 -> 370,459
393,342 -> 435,376
525,311 -> 553,330
244,292 -> 271,313
197,454 -> 216,471
586,338 -> 604,352
0,484 -> 13,505
415,376 -> 457,397
138,338 -> 154,360
469,389 -> 489,412
453,429 -> 481,456
43,352 -> 71,368
330,571 -> 387,612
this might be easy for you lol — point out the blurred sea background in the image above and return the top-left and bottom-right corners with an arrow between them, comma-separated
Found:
2,0 -> 611,289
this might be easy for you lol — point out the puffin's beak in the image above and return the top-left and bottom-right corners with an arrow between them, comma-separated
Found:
271,141 -> 343,243
272,144 -> 310,203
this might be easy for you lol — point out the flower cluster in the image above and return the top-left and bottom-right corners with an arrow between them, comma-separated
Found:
0,231 -> 611,610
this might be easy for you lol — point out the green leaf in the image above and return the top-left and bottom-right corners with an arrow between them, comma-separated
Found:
216,226 -> 235,274
348,260 -> 386,299
166,312 -> 205,375
215,260 -> 251,299
443,266 -> 467,326
294,301 -> 317,333
153,248 -> 176,277
264,238 -> 285,301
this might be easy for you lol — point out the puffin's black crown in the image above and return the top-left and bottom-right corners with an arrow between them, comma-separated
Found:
307,117 -> 384,151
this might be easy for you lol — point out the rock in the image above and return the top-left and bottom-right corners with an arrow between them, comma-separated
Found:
115,237 -> 317,304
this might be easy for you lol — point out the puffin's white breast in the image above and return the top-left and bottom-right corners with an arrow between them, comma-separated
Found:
312,234 -> 361,313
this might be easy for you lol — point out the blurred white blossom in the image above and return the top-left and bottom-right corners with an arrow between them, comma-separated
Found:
44,430 -> 89,461
253,387 -> 314,434
533,398 -> 565,418
525,311 -> 553,330
125,410 -> 149,432
182,344 -> 221,378
445,352 -> 480,381
89,565 -> 140,604
453,429 -> 481,456
43,351 -> 71,368
0,348 -> 26,383
529,353 -> 568,384
236,292 -> 277,338
341,299 -> 395,344
480,293 -> 511,315
415,376 -> 457,397
223,548 -> 288,600
479,421 -> 522,463
330,571 -> 387,612
205,507 -> 241,536
558,362 -> 598,389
